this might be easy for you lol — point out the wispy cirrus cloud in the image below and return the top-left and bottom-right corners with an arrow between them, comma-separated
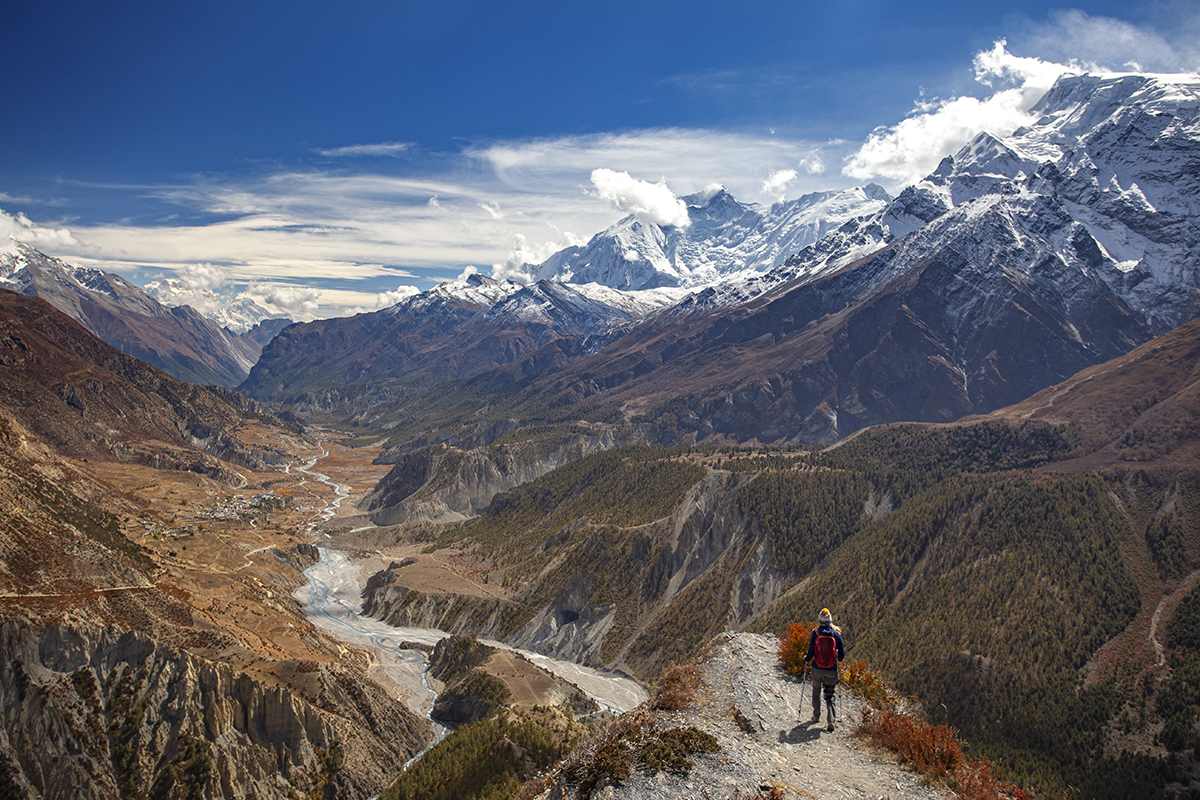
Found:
1010,7 -> 1200,74
314,141 -> 413,158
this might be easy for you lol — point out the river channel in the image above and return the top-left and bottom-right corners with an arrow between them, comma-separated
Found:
289,450 -> 648,754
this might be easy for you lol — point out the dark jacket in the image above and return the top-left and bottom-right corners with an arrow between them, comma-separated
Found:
804,624 -> 845,666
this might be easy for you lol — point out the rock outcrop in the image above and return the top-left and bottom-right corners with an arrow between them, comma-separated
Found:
361,425 -> 640,528
0,621 -> 431,800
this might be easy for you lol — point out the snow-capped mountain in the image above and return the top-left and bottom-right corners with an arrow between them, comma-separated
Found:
244,70 -> 1200,446
875,72 -> 1200,331
525,70 -> 1200,443
526,184 -> 891,291
240,272 -> 682,402
1,242 -> 267,387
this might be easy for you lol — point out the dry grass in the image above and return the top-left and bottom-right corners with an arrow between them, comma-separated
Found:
650,663 -> 704,711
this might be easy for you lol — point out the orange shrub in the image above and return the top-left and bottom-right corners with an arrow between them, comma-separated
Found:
777,622 -> 813,676
855,708 -> 1027,800
857,707 -> 962,778
840,661 -> 896,710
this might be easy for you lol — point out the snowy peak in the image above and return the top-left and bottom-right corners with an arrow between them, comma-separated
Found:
391,272 -> 526,315
527,184 -> 891,291
682,185 -> 746,225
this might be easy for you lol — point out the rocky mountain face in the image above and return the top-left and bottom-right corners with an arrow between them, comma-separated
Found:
527,184 -> 891,290
0,243 -> 273,387
0,622 -> 428,800
991,314 -> 1200,466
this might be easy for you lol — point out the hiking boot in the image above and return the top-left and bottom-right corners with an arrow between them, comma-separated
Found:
825,697 -> 836,731
827,719 -> 835,731
810,709 -> 820,724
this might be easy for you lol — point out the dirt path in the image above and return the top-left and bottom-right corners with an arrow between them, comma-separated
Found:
538,633 -> 954,800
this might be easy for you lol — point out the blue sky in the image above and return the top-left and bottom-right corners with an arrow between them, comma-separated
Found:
2,1 -> 1198,323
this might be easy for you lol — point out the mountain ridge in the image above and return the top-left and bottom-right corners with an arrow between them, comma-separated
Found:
0,242 -> 277,387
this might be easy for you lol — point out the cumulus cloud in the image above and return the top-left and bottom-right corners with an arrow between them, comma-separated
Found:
762,169 -> 797,202
590,169 -> 690,228
843,41 -> 1068,185
143,263 -> 232,316
0,207 -> 81,256
315,141 -> 412,158
245,282 -> 323,316
491,234 -> 565,282
371,285 -> 420,308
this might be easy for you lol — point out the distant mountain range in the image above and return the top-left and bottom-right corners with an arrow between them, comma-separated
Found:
0,242 -> 289,387
526,183 -> 891,290
241,71 -> 1200,447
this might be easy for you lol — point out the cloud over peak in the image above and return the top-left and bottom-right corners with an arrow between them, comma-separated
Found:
590,169 -> 690,228
842,41 -> 1065,186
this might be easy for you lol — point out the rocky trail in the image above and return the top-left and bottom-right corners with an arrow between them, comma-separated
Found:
536,633 -> 954,800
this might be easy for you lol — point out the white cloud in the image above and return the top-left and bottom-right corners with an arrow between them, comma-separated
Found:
843,41 -> 1068,186
176,262 -> 227,292
143,263 -> 232,316
0,207 -> 81,256
478,201 -> 503,219
245,282 -> 323,317
590,169 -> 690,228
762,169 -> 797,202
315,141 -> 412,158
798,151 -> 825,175
491,234 -> 566,282
371,285 -> 421,308
623,248 -> 640,262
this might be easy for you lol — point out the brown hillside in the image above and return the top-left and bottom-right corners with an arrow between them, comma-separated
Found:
989,316 -> 1200,467
0,288 -> 273,470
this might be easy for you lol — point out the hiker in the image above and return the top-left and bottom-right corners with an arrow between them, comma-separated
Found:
804,607 -> 845,731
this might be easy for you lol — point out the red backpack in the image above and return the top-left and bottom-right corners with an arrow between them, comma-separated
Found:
814,630 -> 838,670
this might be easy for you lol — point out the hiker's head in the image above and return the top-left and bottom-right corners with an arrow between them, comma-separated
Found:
818,608 -> 832,625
